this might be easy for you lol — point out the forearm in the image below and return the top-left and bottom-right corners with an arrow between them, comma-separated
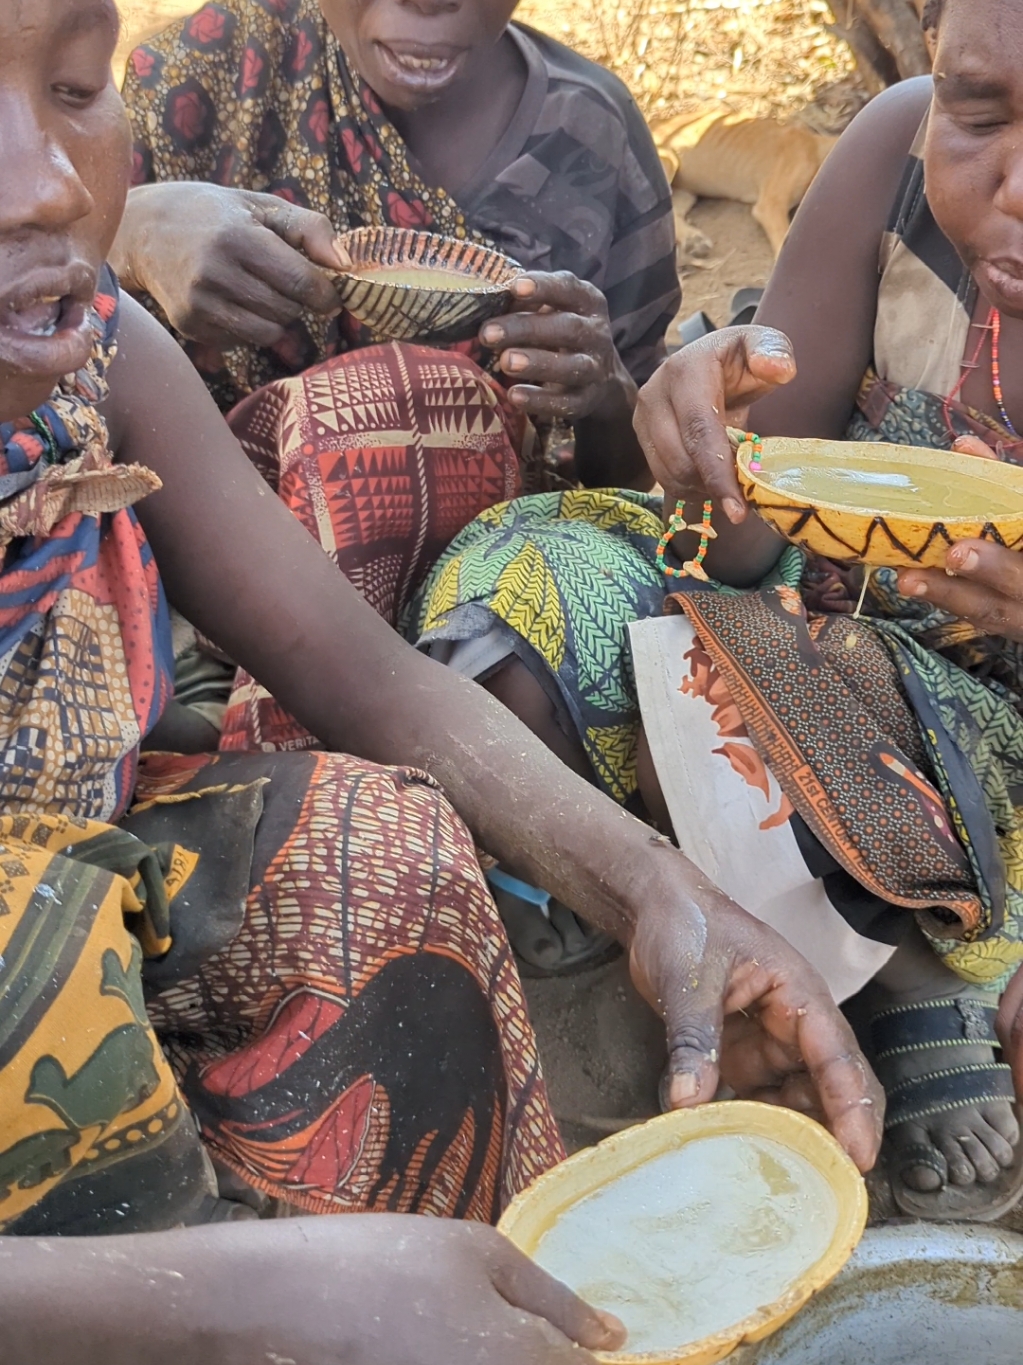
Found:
574,372 -> 651,490
139,445 -> 692,938
112,296 -> 704,940
0,1234 -> 188,1365
316,638 -> 685,937
0,1220 -> 375,1365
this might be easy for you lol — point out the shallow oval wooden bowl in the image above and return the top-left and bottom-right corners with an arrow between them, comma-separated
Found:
736,434 -> 1023,569
334,227 -> 521,343
498,1102 -> 867,1365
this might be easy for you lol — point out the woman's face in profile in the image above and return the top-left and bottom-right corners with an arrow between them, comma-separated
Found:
319,0 -> 519,111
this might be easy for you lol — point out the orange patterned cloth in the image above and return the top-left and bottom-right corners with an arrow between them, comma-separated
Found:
141,749 -> 563,1217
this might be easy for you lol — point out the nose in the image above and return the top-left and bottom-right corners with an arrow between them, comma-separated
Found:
994,136 -> 1023,226
0,92 -> 94,238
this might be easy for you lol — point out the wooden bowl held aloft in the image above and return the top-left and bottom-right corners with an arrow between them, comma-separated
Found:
498,1102 -> 868,1365
333,227 -> 522,344
735,433 -> 1023,569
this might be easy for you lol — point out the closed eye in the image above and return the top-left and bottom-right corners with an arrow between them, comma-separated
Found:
52,81 -> 107,109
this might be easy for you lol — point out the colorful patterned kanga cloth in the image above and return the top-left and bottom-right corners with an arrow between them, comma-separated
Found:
410,490 -> 668,803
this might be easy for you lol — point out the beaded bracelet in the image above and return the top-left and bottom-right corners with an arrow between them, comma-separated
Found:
656,497 -> 716,582
746,430 -> 763,472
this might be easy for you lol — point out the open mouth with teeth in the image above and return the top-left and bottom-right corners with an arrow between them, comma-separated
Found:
1,296 -> 70,338
375,42 -> 464,86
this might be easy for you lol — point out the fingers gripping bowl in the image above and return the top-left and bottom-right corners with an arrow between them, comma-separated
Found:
333,227 -> 522,343
498,1102 -> 867,1365
733,432 -> 1023,569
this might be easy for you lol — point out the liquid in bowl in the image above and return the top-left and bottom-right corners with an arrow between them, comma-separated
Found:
755,452 -> 1023,517
348,265 -> 491,291
533,1133 -> 838,1356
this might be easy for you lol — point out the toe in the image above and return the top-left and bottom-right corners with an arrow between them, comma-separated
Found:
984,1101 -> 1020,1149
957,1131 -> 1001,1184
937,1135 -> 977,1187
894,1121 -> 947,1192
901,1160 -> 944,1192
977,1111 -> 1018,1169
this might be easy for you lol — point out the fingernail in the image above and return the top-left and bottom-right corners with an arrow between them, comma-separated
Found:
508,388 -> 529,405
511,276 -> 537,296
331,236 -> 352,269
723,497 -> 744,523
481,324 -> 503,345
505,351 -> 528,373
668,1071 -> 700,1105
595,1311 -> 627,1348
953,547 -> 979,572
904,579 -> 927,597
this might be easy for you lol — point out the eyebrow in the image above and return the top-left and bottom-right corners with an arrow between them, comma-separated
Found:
934,70 -> 1012,101
58,0 -> 120,40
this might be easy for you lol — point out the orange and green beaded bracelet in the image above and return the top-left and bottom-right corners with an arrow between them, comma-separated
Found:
655,497 -> 716,582
653,430 -> 764,582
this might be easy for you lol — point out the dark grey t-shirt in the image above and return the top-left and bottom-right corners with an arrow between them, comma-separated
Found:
460,25 -> 680,386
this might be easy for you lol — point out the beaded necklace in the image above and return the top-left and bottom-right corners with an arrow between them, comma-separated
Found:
943,306 -> 1020,443
990,308 -> 1020,438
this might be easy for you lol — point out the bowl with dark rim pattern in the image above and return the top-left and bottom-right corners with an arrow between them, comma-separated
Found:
333,227 -> 523,343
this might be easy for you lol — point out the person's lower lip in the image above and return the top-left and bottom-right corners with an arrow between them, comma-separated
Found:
0,301 -> 92,381
979,260 -> 1023,313
375,43 -> 463,92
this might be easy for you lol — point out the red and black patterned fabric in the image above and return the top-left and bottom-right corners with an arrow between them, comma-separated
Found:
219,342 -> 536,751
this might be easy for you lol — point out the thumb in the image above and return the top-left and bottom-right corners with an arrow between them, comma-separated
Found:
247,193 -> 350,271
631,940 -> 725,1109
734,325 -> 797,400
952,434 -> 999,461
486,1234 -> 627,1353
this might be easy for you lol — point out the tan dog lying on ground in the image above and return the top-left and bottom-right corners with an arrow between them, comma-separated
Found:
652,110 -> 838,259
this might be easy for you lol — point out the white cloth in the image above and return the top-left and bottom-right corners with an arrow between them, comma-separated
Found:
630,614 -> 895,1002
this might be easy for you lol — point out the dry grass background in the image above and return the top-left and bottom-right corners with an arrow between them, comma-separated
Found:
115,0 -> 866,129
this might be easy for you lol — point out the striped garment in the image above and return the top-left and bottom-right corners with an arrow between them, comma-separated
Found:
122,0 -> 680,408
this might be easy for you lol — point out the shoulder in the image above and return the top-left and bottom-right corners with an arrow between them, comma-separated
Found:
511,24 -> 668,217
828,76 -> 933,180
515,24 -> 639,118
513,25 -> 661,164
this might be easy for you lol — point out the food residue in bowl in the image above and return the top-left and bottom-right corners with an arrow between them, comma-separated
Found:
348,265 -> 497,292
533,1133 -> 838,1355
754,453 -> 1023,517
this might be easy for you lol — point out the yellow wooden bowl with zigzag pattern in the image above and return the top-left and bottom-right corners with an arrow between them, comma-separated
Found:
734,434 -> 1023,568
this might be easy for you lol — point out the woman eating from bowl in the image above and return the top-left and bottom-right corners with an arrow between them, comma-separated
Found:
630,0 -> 1023,1221
117,0 -> 681,972
0,2 -> 881,1359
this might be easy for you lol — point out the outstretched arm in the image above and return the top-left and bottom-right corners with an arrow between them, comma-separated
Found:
103,295 -> 882,1166
0,1216 -> 624,1365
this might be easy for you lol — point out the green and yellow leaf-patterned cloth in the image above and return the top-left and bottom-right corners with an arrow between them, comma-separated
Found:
410,490 -> 666,803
